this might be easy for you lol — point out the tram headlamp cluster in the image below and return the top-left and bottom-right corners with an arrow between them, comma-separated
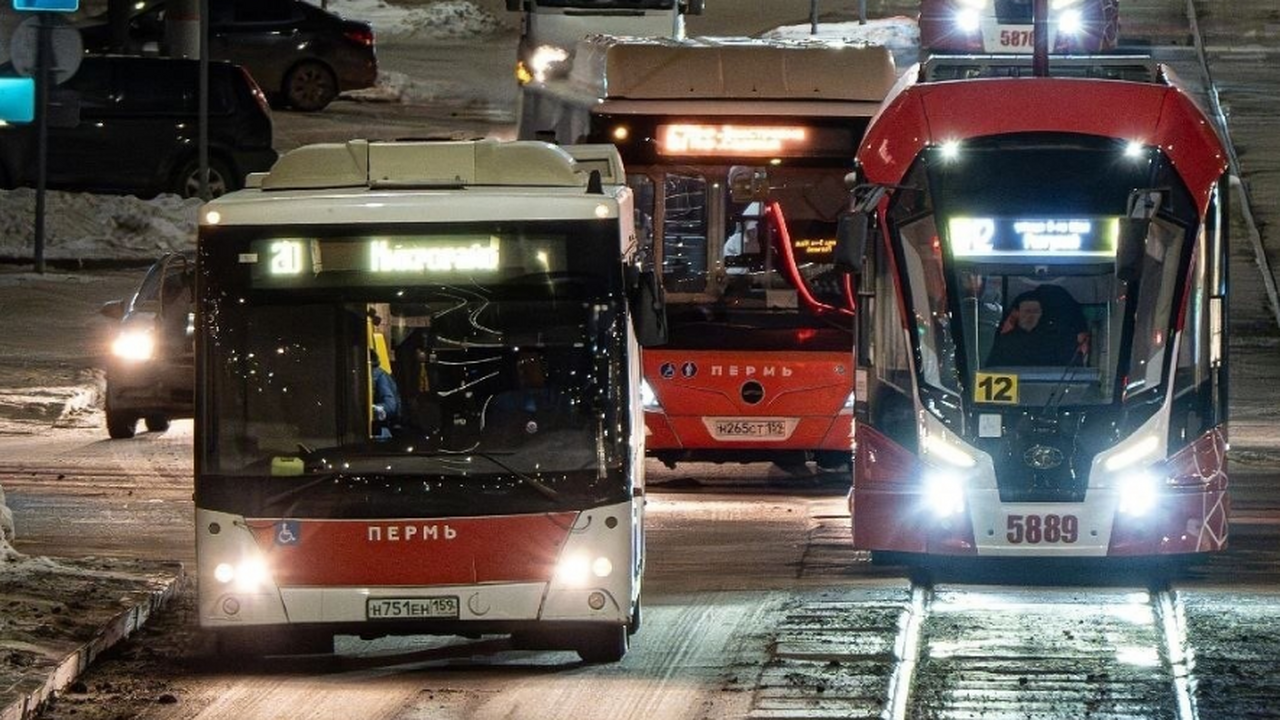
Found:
213,558 -> 272,593
924,472 -> 967,518
111,327 -> 155,361
955,8 -> 981,32
555,553 -> 614,587
1118,471 -> 1160,517
1058,9 -> 1084,34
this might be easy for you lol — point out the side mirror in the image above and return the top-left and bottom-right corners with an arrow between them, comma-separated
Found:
834,212 -> 870,274
631,269 -> 668,346
100,299 -> 126,321
1115,218 -> 1148,282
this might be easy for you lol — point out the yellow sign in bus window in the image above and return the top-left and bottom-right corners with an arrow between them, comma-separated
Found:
974,372 -> 1019,404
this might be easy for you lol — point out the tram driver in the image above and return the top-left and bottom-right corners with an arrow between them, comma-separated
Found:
985,286 -> 1087,367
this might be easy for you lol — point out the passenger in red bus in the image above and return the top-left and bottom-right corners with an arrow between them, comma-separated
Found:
985,288 -> 1084,367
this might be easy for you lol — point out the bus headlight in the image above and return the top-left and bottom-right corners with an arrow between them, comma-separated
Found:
213,558 -> 272,593
555,553 -> 614,586
1118,471 -> 1159,517
640,380 -> 661,410
924,471 -> 966,518
1059,9 -> 1083,34
111,328 -> 155,361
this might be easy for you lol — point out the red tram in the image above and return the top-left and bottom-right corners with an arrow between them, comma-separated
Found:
840,54 -> 1230,557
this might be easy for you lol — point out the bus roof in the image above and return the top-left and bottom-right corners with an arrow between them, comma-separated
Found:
568,34 -> 897,103
859,74 -> 1228,211
203,140 -> 629,226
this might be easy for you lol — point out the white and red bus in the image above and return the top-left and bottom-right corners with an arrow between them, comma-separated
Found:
837,52 -> 1230,557
521,37 -> 897,470
194,139 -> 666,661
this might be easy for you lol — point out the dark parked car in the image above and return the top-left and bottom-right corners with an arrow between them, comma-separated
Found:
79,0 -> 379,111
0,54 -> 277,198
99,253 -> 195,439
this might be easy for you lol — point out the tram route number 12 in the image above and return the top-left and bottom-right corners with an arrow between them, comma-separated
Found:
975,372 -> 1018,404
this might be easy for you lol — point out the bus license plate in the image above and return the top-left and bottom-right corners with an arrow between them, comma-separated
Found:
367,596 -> 460,620
711,419 -> 788,440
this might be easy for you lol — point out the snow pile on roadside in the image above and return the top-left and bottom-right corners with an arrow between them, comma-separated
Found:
328,0 -> 509,40
0,189 -> 198,264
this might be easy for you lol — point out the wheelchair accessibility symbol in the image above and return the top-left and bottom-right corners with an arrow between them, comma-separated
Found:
275,520 -> 300,546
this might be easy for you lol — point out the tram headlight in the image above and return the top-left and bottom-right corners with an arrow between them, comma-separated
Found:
213,558 -> 272,593
640,380 -> 661,411
924,471 -> 967,518
955,8 -> 981,32
1058,8 -> 1084,34
1118,471 -> 1160,517
111,327 -> 155,361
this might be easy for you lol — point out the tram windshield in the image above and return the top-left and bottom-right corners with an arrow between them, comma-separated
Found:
888,133 -> 1198,411
198,221 -> 630,479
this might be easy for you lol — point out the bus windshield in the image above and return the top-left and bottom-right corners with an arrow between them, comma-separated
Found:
631,163 -> 851,348
890,134 -> 1197,411
199,221 -> 630,480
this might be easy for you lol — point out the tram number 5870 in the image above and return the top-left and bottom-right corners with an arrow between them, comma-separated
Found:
1006,514 -> 1079,544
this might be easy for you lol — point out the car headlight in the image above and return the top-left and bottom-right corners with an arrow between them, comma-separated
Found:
111,328 -> 155,361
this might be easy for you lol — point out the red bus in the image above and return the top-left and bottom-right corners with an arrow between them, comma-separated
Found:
521,37 -> 897,470
839,53 -> 1230,557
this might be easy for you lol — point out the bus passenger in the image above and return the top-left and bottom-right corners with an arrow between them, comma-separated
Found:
371,351 -> 401,435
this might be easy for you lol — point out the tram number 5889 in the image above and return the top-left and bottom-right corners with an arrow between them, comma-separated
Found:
1006,514 -> 1079,544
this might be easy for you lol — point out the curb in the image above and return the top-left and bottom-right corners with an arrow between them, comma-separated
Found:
0,563 -> 186,720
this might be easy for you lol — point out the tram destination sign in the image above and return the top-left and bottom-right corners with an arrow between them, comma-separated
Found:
948,216 -> 1119,259
655,123 -> 855,158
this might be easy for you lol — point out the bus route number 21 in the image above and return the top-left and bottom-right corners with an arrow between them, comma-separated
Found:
975,372 -> 1018,404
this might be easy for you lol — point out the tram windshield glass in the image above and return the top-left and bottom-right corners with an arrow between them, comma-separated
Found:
198,221 -> 630,480
887,133 -> 1198,410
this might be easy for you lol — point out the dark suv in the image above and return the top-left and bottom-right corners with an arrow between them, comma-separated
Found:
99,253 -> 195,439
0,55 -> 277,198
80,0 -> 378,112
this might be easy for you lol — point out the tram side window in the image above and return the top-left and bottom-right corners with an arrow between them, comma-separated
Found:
899,217 -> 960,396
872,238 -> 917,452
1171,229 -> 1213,442
1126,219 -> 1185,398
661,173 -> 709,293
